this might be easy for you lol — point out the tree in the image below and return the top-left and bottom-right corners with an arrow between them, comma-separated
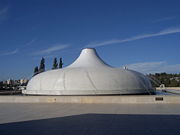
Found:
33,66 -> 39,76
52,57 -> 58,69
148,72 -> 180,87
39,57 -> 45,73
170,79 -> 178,87
59,57 -> 63,68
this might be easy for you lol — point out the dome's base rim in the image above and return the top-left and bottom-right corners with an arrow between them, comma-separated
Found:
22,89 -> 155,95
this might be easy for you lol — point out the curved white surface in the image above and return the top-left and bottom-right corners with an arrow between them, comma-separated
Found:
23,48 -> 155,95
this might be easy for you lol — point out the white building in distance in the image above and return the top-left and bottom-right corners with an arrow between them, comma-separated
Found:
23,48 -> 155,95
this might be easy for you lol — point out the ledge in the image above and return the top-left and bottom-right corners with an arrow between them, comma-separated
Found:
0,95 -> 180,104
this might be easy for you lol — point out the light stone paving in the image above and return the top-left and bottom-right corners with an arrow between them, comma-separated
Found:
1,103 -> 180,135
0,103 -> 180,124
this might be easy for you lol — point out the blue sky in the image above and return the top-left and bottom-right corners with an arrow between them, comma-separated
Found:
0,0 -> 180,80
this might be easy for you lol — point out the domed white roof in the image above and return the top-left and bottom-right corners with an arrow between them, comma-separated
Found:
23,48 -> 155,95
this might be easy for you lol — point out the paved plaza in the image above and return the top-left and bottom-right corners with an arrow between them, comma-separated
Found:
0,103 -> 180,135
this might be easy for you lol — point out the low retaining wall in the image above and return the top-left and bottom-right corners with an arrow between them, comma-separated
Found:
156,87 -> 180,90
0,95 -> 180,104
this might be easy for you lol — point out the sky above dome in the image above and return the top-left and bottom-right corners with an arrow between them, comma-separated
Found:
0,0 -> 180,80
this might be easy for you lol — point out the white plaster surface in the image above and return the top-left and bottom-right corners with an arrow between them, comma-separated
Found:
24,48 -> 154,95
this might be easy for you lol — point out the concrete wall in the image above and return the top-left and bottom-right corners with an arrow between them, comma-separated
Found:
0,95 -> 180,104
156,87 -> 180,90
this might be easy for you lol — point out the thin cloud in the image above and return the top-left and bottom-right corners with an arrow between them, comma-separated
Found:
0,7 -> 8,16
153,15 -> 180,23
0,49 -> 19,56
0,7 -> 8,21
32,54 -> 55,61
33,44 -> 69,55
86,27 -> 180,48
23,38 -> 37,47
125,61 -> 180,74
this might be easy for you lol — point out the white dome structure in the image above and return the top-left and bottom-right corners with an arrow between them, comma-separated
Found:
23,48 -> 155,95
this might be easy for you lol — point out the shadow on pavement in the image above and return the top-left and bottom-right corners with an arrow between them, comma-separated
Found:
0,114 -> 180,135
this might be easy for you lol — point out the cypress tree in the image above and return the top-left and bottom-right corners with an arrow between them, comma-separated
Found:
59,57 -> 63,68
39,57 -> 45,73
33,66 -> 39,76
52,57 -> 58,69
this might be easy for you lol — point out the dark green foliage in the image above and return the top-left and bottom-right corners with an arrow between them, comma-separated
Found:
39,57 -> 45,73
59,58 -> 63,68
0,81 -> 4,90
52,57 -> 58,69
33,66 -> 39,76
148,73 -> 180,87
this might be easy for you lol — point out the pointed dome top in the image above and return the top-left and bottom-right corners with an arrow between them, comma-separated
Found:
24,47 -> 155,95
68,48 -> 111,68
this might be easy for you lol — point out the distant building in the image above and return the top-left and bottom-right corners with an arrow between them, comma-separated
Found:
20,79 -> 28,85
6,79 -> 13,85
170,77 -> 180,82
